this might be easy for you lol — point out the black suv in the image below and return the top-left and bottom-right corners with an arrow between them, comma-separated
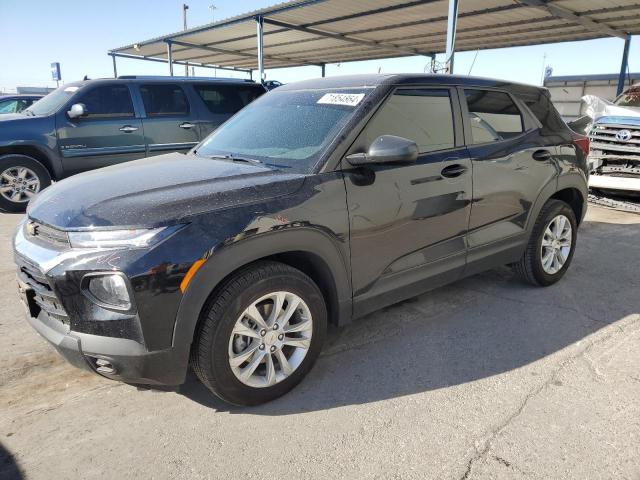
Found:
14,74 -> 589,406
0,76 -> 265,212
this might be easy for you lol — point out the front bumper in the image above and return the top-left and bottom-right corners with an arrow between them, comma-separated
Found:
14,220 -> 188,386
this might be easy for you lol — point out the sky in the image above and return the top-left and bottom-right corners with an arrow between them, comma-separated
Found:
1,0 -> 638,92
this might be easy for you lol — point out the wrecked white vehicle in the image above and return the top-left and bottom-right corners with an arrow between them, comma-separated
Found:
580,84 -> 640,197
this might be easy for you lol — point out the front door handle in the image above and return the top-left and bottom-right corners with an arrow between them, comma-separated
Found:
179,122 -> 195,129
119,125 -> 138,133
441,164 -> 468,178
532,149 -> 552,161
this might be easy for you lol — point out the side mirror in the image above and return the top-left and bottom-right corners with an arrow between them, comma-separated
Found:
346,135 -> 418,166
67,103 -> 87,119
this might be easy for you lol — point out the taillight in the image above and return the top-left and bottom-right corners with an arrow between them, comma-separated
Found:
571,132 -> 590,157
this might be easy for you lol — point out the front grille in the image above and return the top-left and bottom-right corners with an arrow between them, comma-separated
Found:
24,220 -> 70,249
16,255 -> 70,326
589,123 -> 640,159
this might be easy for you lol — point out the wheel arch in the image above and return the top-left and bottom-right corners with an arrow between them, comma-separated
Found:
170,228 -> 352,376
0,145 -> 61,180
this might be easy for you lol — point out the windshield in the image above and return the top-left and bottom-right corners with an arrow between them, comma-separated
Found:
195,87 -> 374,172
614,85 -> 640,107
26,85 -> 80,116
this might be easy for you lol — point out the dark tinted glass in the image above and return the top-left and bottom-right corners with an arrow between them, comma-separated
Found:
517,91 -> 566,134
140,84 -> 189,116
194,84 -> 264,114
464,90 -> 523,144
361,89 -> 455,153
76,85 -> 134,118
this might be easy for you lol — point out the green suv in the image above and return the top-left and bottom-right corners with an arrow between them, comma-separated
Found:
0,76 -> 265,212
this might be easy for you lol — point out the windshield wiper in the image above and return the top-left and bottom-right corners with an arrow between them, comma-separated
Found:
204,153 -> 263,165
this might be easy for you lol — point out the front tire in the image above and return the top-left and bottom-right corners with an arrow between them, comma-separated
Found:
512,199 -> 578,286
0,154 -> 51,213
191,261 -> 327,406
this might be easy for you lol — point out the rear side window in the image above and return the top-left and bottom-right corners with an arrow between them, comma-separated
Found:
464,90 -> 523,144
194,84 -> 264,114
140,84 -> 189,116
361,88 -> 455,153
75,85 -> 134,118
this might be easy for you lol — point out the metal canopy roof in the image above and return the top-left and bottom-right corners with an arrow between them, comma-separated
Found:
110,0 -> 639,72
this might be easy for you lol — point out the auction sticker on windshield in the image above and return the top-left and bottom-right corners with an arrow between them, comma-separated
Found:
317,93 -> 365,107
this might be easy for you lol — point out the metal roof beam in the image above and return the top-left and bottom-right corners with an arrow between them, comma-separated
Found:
262,17 -> 431,58
168,39 -> 322,68
517,0 -> 628,39
108,52 -> 252,73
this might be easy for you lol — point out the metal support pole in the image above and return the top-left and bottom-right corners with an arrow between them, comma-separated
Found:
111,54 -> 118,78
183,4 -> 189,76
256,16 -> 265,83
616,35 -> 631,96
249,70 -> 253,80
166,41 -> 174,76
320,63 -> 326,77
444,0 -> 459,74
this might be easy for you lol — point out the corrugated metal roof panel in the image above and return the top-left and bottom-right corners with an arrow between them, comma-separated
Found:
111,0 -> 640,71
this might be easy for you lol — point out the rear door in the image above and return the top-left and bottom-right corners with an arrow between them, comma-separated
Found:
343,87 -> 472,316
192,83 -> 265,139
138,83 -> 200,156
56,83 -> 145,174
461,88 -> 558,270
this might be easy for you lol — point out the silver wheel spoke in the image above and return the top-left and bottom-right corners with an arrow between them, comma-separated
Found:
265,354 -> 277,386
1,172 -> 15,182
274,349 -> 293,376
0,185 -> 13,193
229,342 -> 260,367
232,321 -> 261,339
267,291 -> 285,326
17,168 -> 28,180
23,190 -> 36,198
239,350 -> 266,381
279,296 -> 301,328
245,304 -> 268,330
283,336 -> 311,349
284,318 -> 312,334
10,190 -> 22,201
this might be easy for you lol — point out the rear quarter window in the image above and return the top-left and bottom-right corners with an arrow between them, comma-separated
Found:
194,84 -> 265,115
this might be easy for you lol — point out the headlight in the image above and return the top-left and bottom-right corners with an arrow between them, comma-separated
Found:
68,226 -> 181,248
84,273 -> 132,310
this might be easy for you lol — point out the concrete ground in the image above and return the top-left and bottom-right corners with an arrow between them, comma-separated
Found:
0,205 -> 638,479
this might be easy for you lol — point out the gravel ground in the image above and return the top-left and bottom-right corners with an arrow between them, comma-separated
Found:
1,205 -> 639,479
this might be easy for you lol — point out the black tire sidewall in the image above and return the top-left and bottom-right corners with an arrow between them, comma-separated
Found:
531,202 -> 578,286
0,154 -> 51,213
204,270 -> 326,406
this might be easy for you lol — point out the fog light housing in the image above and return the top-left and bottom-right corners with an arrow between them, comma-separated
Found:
84,273 -> 133,310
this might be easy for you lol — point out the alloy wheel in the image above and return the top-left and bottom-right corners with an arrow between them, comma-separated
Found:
228,291 -> 313,388
540,214 -> 572,275
0,167 -> 41,203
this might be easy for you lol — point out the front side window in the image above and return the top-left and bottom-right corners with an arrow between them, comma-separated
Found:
75,85 -> 134,118
196,87 -> 374,172
0,99 -> 18,113
360,88 -> 455,153
464,89 -> 524,144
194,84 -> 264,114
140,84 -> 189,116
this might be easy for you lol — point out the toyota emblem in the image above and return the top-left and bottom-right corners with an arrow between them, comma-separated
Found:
615,129 -> 632,142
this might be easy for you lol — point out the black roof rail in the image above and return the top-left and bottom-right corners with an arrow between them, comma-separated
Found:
116,75 -> 255,83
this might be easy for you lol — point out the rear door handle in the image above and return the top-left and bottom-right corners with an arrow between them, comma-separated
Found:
119,125 -> 138,133
179,122 -> 195,129
441,164 -> 468,178
532,149 -> 552,161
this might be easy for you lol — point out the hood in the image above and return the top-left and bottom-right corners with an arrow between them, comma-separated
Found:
28,152 -> 306,229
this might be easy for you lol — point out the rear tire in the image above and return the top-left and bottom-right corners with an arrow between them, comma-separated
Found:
0,154 -> 51,213
512,199 -> 578,286
191,261 -> 327,406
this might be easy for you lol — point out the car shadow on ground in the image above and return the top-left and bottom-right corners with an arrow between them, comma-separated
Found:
174,218 -> 639,414
0,442 -> 23,479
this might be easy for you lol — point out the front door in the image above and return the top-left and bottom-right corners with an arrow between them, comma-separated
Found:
343,87 -> 472,317
56,84 -> 145,175
138,83 -> 200,155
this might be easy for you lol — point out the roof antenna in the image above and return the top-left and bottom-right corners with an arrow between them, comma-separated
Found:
467,50 -> 479,75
